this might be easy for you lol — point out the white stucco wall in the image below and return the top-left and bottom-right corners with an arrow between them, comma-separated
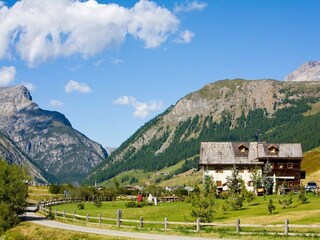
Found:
203,165 -> 262,192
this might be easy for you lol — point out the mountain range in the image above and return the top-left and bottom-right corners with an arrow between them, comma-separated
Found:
0,86 -> 108,183
0,61 -> 319,185
86,61 -> 320,185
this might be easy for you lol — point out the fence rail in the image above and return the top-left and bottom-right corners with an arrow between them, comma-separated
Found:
38,198 -> 320,236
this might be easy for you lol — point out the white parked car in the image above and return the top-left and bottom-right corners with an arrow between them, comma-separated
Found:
305,181 -> 318,192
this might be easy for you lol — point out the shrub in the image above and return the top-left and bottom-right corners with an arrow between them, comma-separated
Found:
46,207 -> 55,220
279,195 -> 293,209
219,191 -> 229,200
77,202 -> 84,210
221,202 -> 229,214
184,196 -> 192,203
49,184 -> 61,194
190,195 -> 215,222
94,197 -> 102,208
298,190 -> 308,204
125,201 -> 145,208
244,190 -> 256,205
227,195 -> 244,210
268,199 -> 276,214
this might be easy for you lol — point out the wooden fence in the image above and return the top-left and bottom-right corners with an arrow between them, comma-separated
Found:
38,198 -> 320,237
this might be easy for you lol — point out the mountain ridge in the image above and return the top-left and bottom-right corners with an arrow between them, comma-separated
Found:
284,61 -> 320,82
87,78 -> 320,185
0,85 -> 108,183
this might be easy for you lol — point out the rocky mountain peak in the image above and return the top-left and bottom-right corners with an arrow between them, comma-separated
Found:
284,61 -> 320,82
0,85 -> 108,183
0,85 -> 36,114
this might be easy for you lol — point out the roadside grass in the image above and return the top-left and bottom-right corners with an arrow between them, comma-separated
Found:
27,186 -> 63,204
1,222 -> 131,240
4,221 -> 318,240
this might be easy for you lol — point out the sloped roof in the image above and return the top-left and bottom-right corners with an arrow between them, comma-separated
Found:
199,142 -> 302,165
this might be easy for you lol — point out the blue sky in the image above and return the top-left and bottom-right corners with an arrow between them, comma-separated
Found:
0,0 -> 319,147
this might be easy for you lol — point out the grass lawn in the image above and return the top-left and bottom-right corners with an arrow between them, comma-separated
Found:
51,193 -> 320,225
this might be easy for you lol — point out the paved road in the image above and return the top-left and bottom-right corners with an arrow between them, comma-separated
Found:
24,212 -> 230,240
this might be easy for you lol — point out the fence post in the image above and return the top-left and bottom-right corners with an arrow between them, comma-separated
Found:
99,214 -> 101,225
73,211 -> 76,221
284,219 -> 289,236
140,216 -> 143,229
196,218 -> 200,232
236,219 -> 240,234
117,209 -> 122,228
55,209 -> 57,217
86,213 -> 89,223
63,210 -> 66,218
164,217 -> 168,232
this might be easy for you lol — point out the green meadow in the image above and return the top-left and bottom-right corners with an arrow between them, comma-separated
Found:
51,193 -> 320,225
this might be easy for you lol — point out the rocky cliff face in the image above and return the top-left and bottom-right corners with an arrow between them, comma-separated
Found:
284,61 -> 320,82
0,131 -> 47,183
0,85 -> 108,183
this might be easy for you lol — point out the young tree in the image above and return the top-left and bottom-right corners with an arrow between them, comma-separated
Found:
203,175 -> 216,197
226,165 -> 245,210
268,199 -> 276,214
226,165 -> 243,196
190,195 -> 215,222
297,189 -> 308,204
0,159 -> 28,233
250,166 -> 262,191
93,188 -> 103,208
261,161 -> 273,195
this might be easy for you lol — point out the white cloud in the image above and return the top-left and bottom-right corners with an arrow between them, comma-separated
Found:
175,30 -> 194,44
0,66 -> 16,86
21,82 -> 36,92
114,96 -> 163,118
0,0 -> 180,66
174,1 -> 207,13
94,60 -> 104,67
49,99 -> 64,108
128,1 -> 179,48
64,80 -> 91,94
110,57 -> 123,65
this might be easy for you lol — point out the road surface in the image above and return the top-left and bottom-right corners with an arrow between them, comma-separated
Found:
24,212 -> 231,240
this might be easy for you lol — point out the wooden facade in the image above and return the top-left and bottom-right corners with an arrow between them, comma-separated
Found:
200,142 -> 303,191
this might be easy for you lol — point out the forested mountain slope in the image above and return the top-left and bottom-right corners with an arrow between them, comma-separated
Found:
87,79 -> 320,185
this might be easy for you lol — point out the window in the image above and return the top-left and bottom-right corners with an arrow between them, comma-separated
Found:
270,163 -> 275,169
287,162 -> 293,169
239,167 -> 245,173
215,168 -> 223,173
238,144 -> 249,154
248,167 -> 254,173
278,163 -> 284,169
268,145 -> 279,154
288,181 -> 293,188
216,181 -> 222,187
248,181 -> 254,187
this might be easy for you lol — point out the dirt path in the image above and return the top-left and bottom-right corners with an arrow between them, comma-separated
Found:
24,212 -> 229,240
